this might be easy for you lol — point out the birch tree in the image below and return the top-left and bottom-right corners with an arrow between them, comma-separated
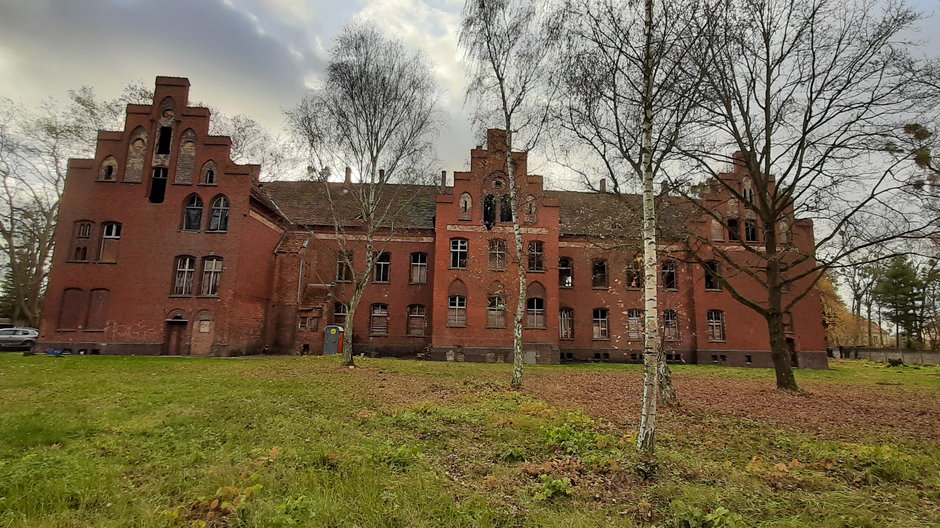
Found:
554,0 -> 710,454
675,0 -> 938,390
288,24 -> 439,367
460,0 -> 560,388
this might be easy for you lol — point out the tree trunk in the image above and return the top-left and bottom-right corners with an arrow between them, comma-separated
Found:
636,0 -> 662,455
767,308 -> 798,390
342,286 -> 364,367
658,353 -> 677,406
506,132 -> 527,389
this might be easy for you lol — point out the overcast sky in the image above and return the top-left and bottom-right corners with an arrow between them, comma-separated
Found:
0,0 -> 937,186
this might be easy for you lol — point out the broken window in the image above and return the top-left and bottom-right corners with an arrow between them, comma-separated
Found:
173,256 -> 196,296
458,193 -> 472,220
592,308 -> 609,339
487,295 -> 506,328
527,241 -> 544,272
209,196 -> 229,231
183,195 -> 203,231
149,167 -> 168,203
704,260 -> 722,291
663,309 -> 680,341
483,194 -> 496,228
707,310 -> 726,341
627,308 -> 644,340
333,302 -> 348,326
559,307 -> 574,339
336,251 -> 353,282
157,126 -> 172,155
488,239 -> 507,271
662,260 -> 678,290
727,218 -> 741,241
745,219 -> 759,243
201,257 -> 223,296
625,259 -> 643,289
592,259 -> 608,288
559,257 -> 573,287
499,194 -> 513,222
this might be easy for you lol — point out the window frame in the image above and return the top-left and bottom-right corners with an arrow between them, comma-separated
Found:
663,309 -> 680,341
592,308 -> 609,340
626,308 -> 644,340
200,257 -> 223,296
172,255 -> 196,296
373,252 -> 391,283
662,260 -> 678,290
409,252 -> 428,284
704,261 -> 723,291
407,304 -> 426,336
370,303 -> 389,335
559,257 -> 573,288
447,295 -> 467,327
625,259 -> 644,290
336,251 -> 353,283
450,238 -> 468,270
525,297 -> 546,328
208,195 -> 229,232
527,241 -> 544,272
707,310 -> 726,342
487,295 -> 506,328
559,307 -> 574,340
183,195 -> 203,231
333,302 -> 348,326
592,259 -> 609,288
488,239 -> 507,271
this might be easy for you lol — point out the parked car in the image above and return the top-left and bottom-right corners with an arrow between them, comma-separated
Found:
0,327 -> 38,349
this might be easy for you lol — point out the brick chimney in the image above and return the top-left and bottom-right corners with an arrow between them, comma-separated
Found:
441,170 -> 447,188
344,167 -> 351,184
599,178 -> 607,193
379,169 -> 385,181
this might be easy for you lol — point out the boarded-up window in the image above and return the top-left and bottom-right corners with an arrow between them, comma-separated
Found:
627,308 -> 644,340
85,289 -> 110,330
370,304 -> 389,335
58,288 -> 86,330
407,305 -> 426,335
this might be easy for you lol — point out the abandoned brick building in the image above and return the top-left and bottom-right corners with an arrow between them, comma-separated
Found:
37,77 -> 828,369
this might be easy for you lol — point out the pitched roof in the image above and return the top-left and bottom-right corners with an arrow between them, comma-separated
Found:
260,181 -> 695,238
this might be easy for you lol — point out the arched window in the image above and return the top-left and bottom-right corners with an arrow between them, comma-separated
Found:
333,302 -> 348,326
183,195 -> 203,231
458,193 -> 472,220
592,259 -> 608,288
489,239 -> 507,271
662,261 -> 678,290
173,256 -> 196,296
85,288 -> 110,331
99,156 -> 118,181
627,308 -> 644,340
98,222 -> 122,262
450,238 -> 468,269
407,305 -> 426,335
71,221 -> 93,261
742,178 -> 755,203
58,288 -> 86,331
526,282 -> 546,328
201,161 -> 218,185
663,309 -> 679,341
707,310 -> 726,341
370,304 -> 389,335
373,252 -> 391,283
704,261 -> 722,291
209,196 -> 229,232
559,308 -> 574,339
409,253 -> 427,284
559,257 -> 573,287
448,295 -> 467,327
201,257 -> 223,296
527,241 -> 544,271
626,258 -> 643,289
592,308 -> 609,339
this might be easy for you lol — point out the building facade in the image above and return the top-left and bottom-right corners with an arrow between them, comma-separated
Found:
37,77 -> 829,368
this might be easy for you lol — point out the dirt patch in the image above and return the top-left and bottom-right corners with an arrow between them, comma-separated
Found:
525,371 -> 940,442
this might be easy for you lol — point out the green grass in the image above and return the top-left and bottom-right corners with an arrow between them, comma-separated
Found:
0,355 -> 937,527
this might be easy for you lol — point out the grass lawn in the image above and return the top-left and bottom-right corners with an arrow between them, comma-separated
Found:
0,355 -> 938,527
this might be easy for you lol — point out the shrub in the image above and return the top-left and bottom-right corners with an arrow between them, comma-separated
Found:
533,475 -> 572,501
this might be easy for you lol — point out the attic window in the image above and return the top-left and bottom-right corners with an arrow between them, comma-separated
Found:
157,127 -> 173,155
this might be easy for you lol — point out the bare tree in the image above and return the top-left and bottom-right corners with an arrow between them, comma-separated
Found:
673,0 -> 938,390
460,0 -> 560,389
287,24 -> 439,367
554,0 -> 712,455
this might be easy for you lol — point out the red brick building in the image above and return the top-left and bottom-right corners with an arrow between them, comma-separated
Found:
37,77 -> 828,368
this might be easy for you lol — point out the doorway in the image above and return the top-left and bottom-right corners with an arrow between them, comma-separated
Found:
163,317 -> 188,356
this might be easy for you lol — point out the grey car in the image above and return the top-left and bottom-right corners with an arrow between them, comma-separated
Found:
0,327 -> 38,349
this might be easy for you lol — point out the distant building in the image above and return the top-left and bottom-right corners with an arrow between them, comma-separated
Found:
37,77 -> 828,368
